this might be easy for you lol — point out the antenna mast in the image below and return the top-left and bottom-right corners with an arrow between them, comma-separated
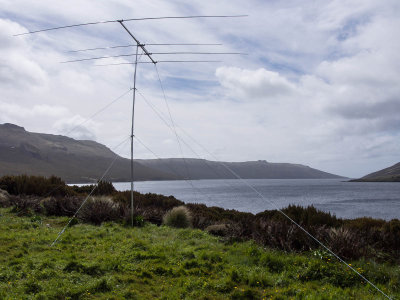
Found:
118,20 -> 157,226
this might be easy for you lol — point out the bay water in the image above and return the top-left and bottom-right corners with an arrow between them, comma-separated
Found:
112,179 -> 400,220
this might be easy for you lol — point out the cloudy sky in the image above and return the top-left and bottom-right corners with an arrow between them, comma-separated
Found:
0,0 -> 399,178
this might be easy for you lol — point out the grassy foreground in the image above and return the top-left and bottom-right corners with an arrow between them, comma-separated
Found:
0,208 -> 399,300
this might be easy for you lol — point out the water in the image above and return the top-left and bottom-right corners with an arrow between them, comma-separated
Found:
112,179 -> 400,220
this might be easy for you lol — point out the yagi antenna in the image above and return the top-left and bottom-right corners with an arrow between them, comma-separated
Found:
26,14 -> 248,238
67,44 -> 223,53
14,15 -> 248,36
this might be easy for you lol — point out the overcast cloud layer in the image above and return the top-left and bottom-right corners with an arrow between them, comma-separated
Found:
0,0 -> 399,178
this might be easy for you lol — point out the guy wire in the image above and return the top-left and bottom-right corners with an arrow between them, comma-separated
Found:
154,64 -> 199,202
50,136 -> 131,247
137,79 -> 391,299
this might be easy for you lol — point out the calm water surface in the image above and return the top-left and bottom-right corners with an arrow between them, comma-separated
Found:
113,179 -> 400,220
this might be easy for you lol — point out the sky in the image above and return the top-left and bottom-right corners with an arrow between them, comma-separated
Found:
0,0 -> 399,178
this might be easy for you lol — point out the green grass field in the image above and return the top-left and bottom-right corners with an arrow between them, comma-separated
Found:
0,208 -> 398,299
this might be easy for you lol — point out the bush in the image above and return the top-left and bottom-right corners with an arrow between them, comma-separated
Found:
0,175 -> 74,197
41,196 -> 84,217
70,181 -> 116,196
113,191 -> 184,225
205,224 -> 229,236
163,206 -> 192,228
0,175 -> 116,197
255,205 -> 342,228
10,196 -> 43,216
78,196 -> 122,225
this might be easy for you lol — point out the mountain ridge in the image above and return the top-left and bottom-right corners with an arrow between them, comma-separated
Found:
0,123 -> 345,182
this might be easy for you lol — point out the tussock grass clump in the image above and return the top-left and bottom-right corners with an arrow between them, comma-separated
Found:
163,206 -> 192,228
0,189 -> 11,207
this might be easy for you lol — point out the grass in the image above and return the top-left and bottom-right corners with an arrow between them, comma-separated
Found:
0,208 -> 399,299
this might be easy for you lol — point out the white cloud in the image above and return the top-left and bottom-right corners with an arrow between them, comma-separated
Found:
0,1 -> 399,177
53,115 -> 98,141
0,19 -> 47,88
216,67 -> 294,100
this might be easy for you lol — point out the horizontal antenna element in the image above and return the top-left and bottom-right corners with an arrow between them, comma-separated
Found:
67,43 -> 223,53
14,15 -> 248,36
61,52 -> 246,63
94,61 -> 223,66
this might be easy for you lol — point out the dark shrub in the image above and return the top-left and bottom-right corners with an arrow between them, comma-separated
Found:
41,196 -> 83,217
256,205 -> 342,228
344,217 -> 386,231
10,196 -> 43,216
113,191 -> 184,225
0,175 -> 75,197
78,196 -> 121,225
324,227 -> 366,259
205,224 -> 229,236
383,219 -> 400,235
70,181 -> 116,196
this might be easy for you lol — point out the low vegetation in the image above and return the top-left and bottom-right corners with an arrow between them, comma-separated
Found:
0,175 -> 399,298
1,174 -> 399,264
0,207 -> 399,299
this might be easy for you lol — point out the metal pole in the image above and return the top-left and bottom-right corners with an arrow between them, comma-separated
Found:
131,44 -> 139,226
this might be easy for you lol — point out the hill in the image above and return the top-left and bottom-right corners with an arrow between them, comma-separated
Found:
137,158 -> 344,180
351,162 -> 400,182
0,123 -> 177,183
0,123 -> 344,182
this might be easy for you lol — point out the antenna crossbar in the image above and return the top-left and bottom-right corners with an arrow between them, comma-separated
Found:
118,21 -> 156,64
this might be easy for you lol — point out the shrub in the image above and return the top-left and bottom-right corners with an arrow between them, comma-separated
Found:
0,175 -> 74,197
70,181 -> 116,196
255,205 -> 342,228
325,227 -> 365,259
78,196 -> 122,225
163,206 -> 192,228
205,224 -> 229,236
41,196 -> 83,217
344,217 -> 386,231
10,196 -> 43,216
